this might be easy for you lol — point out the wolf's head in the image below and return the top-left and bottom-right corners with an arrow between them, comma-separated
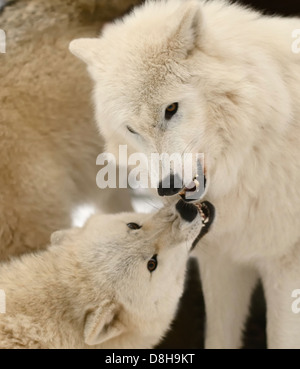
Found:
52,199 -> 214,348
70,0 -> 290,200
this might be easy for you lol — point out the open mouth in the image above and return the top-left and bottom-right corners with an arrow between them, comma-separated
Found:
196,201 -> 213,226
191,201 -> 215,251
176,198 -> 215,250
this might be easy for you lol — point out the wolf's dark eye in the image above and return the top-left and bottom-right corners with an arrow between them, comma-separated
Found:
147,255 -> 158,273
127,223 -> 142,230
127,126 -> 138,135
165,103 -> 179,120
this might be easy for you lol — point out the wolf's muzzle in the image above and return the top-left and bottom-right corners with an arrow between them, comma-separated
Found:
158,174 -> 183,197
176,200 -> 198,223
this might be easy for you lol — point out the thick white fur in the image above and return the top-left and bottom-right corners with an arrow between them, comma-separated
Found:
0,203 -> 202,349
70,0 -> 300,348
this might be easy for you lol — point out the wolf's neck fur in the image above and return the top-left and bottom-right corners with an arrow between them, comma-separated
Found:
197,1 -> 300,260
0,244 -> 100,348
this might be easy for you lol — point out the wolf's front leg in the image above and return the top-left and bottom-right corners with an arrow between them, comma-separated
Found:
196,251 -> 258,349
260,252 -> 300,349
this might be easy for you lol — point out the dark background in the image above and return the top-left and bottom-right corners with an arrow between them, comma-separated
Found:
158,0 -> 300,350
231,0 -> 300,16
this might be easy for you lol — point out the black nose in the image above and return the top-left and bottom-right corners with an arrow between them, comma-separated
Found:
158,174 -> 182,197
176,200 -> 198,223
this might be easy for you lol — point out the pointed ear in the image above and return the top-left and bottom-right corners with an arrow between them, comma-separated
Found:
84,301 -> 125,346
51,228 -> 80,245
69,38 -> 103,66
170,1 -> 203,57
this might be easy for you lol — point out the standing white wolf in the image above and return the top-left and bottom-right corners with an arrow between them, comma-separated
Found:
70,0 -> 300,349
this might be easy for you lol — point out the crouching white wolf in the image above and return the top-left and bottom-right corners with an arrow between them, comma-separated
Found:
70,0 -> 300,348
0,200 -> 214,349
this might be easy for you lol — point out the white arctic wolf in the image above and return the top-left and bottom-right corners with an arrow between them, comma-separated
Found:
70,0 -> 300,349
0,200 -> 214,349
